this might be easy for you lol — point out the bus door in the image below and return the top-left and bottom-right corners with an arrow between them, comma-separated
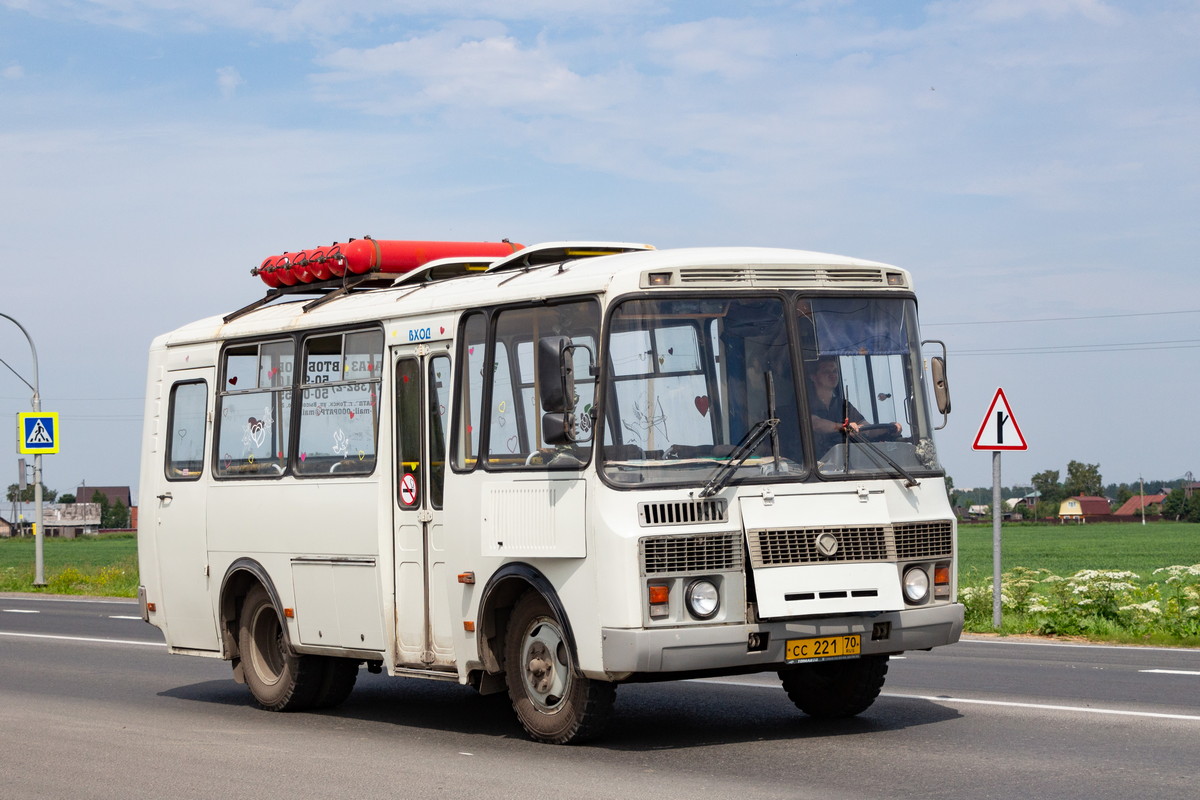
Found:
153,367 -> 220,651
391,346 -> 455,669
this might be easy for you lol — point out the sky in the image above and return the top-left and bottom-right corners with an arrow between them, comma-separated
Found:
2,0 -> 1198,506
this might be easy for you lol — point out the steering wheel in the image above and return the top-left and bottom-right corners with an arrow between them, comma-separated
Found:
858,423 -> 902,442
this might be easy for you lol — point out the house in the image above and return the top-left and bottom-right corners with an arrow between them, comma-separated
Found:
42,503 -> 102,538
76,485 -> 132,508
1058,496 -> 1112,521
0,515 -> 13,537
1114,493 -> 1168,517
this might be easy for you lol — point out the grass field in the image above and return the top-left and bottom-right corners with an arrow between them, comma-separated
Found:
0,532 -> 138,596
958,521 -> 1200,584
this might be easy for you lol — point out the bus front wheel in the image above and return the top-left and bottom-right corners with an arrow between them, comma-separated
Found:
238,585 -> 323,711
778,654 -> 889,718
503,591 -> 615,744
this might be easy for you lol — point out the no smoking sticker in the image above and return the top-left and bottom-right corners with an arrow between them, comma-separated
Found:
399,473 -> 419,506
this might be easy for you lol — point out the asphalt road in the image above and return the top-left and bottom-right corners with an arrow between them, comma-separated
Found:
3,593 -> 1198,800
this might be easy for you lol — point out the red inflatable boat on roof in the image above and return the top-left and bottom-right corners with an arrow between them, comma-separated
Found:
253,237 -> 524,287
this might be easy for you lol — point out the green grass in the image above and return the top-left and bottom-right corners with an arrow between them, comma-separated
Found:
956,522 -> 1200,646
0,533 -> 139,596
957,521 -> 1200,584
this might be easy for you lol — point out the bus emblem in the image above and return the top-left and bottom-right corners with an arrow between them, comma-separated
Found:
815,532 -> 840,558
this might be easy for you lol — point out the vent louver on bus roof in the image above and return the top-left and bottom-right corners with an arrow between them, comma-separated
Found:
675,265 -> 897,287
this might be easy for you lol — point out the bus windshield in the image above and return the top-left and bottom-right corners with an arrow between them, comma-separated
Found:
600,294 -> 942,488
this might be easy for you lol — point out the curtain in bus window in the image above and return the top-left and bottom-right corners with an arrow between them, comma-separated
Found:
808,298 -> 910,356
215,339 -> 293,477
166,381 -> 207,480
294,329 -> 382,476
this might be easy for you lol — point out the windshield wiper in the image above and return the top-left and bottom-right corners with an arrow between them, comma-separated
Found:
697,418 -> 779,498
845,428 -> 920,488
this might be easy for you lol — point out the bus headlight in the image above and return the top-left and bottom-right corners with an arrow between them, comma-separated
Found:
685,579 -> 720,620
903,567 -> 930,604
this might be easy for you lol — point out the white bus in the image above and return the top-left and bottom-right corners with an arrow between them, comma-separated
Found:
138,239 -> 962,744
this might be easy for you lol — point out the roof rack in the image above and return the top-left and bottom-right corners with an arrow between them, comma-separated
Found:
223,271 -> 393,324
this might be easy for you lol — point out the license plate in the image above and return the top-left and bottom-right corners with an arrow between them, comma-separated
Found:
784,634 -> 862,663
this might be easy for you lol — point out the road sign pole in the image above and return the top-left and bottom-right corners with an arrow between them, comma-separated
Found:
973,387 -> 1027,630
992,451 -> 1002,629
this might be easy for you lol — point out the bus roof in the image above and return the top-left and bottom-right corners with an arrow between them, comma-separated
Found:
154,244 -> 909,348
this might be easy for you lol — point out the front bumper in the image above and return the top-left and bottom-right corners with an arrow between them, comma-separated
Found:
600,602 -> 964,675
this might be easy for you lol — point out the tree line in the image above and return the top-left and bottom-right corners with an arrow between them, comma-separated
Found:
950,462 -> 1200,522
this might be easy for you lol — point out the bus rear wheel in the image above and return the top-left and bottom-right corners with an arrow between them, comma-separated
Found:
238,585 -> 323,711
778,654 -> 889,718
503,592 -> 615,744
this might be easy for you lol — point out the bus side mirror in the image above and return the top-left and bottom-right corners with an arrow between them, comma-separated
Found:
538,336 -> 577,444
931,356 -> 950,414
923,339 -> 951,431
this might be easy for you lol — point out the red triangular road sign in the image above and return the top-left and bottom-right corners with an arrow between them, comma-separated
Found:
972,388 -> 1027,451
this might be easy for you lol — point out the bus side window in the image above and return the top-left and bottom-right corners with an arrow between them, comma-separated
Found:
429,355 -> 450,507
166,381 -> 208,480
295,329 -> 382,476
453,312 -> 486,471
215,339 -> 293,477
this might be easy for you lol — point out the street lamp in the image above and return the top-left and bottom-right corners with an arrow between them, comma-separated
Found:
1,312 -> 46,586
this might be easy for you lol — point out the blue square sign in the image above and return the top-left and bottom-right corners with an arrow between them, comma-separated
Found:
18,412 -> 59,454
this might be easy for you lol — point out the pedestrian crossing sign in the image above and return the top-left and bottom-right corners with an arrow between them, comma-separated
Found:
17,412 -> 59,454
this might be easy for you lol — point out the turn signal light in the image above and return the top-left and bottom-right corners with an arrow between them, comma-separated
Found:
934,564 -> 951,585
648,584 -> 670,619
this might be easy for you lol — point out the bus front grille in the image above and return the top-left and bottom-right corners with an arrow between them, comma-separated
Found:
640,532 -> 743,576
749,526 -> 889,566
747,520 -> 953,568
893,520 -> 954,560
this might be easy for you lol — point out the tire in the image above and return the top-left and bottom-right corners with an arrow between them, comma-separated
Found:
238,585 -> 324,711
312,658 -> 359,709
778,654 -> 889,718
503,592 -> 615,744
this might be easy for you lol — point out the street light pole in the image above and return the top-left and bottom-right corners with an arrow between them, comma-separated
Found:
0,312 -> 45,586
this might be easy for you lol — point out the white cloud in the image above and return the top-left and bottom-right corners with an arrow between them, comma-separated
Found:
2,64 -> 24,79
315,24 -> 621,115
216,65 -> 243,98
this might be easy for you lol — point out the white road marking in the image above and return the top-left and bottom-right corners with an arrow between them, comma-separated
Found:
1140,669 -> 1200,676
0,630 -> 165,647
0,595 -> 135,605
695,678 -> 1200,722
2,609 -> 39,614
883,693 -> 1200,721
108,615 -> 143,620
959,636 -> 1200,655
